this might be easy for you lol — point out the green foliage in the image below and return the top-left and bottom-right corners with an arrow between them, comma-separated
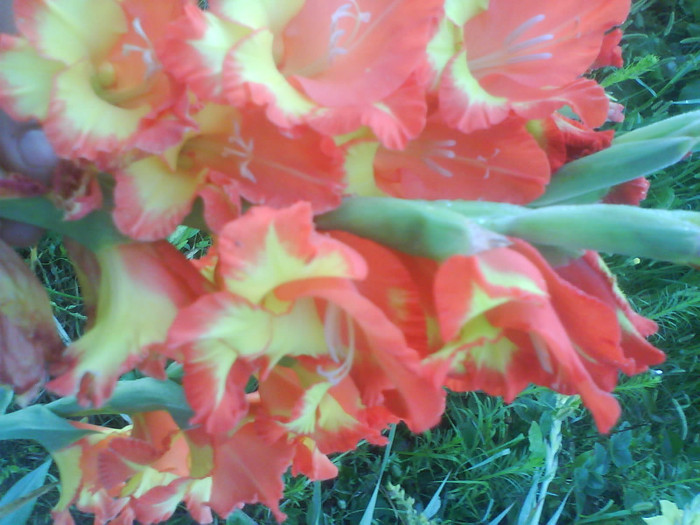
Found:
0,460 -> 52,525
2,1 -> 700,524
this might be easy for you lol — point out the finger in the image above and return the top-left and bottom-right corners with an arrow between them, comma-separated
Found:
0,111 -> 57,183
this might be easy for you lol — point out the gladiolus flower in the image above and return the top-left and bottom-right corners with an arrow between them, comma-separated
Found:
554,251 -> 664,373
167,203 -> 445,437
434,0 -> 630,133
428,239 -> 652,433
51,412 -> 213,525
48,241 -> 208,406
114,103 -> 343,240
0,0 -> 190,166
162,0 -> 443,148
344,115 -> 551,203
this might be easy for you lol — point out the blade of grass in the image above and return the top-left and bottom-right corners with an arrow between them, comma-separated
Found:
359,424 -> 396,525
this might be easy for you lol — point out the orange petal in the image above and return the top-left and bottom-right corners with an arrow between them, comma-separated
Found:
215,203 -> 367,304
374,116 -> 551,203
48,241 -> 207,406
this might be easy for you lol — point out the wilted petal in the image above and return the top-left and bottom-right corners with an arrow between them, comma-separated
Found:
0,239 -> 62,404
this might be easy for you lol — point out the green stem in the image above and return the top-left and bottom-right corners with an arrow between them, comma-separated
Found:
0,196 -> 127,250
316,197 -> 510,260
318,197 -> 700,266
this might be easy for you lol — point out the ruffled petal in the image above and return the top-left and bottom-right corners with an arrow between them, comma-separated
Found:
439,50 -> 511,132
47,241 -> 207,406
462,0 -> 630,88
215,203 -> 367,304
14,0 -> 127,64
159,4 -> 254,103
258,363 -> 387,453
282,0 -> 442,107
309,75 -> 428,150
185,105 -> 345,213
223,29 -> 316,126
209,423 -> 294,523
433,242 -> 627,432
0,35 -> 62,121
45,60 -> 150,163
555,252 -> 664,372
279,283 -> 446,433
113,156 -> 204,240
210,0 -> 305,32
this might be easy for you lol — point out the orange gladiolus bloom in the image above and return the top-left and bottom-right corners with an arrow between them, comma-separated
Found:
428,239 -> 660,433
167,203 -> 445,437
343,115 -> 551,203
0,0 -> 190,166
161,0 -> 442,148
113,102 -> 343,240
51,412 -> 213,525
48,241 -> 208,406
433,0 -> 629,133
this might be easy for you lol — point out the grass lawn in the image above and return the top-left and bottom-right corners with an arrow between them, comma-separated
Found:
1,0 -> 699,523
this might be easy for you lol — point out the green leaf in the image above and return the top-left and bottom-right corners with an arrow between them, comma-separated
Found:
0,405 -> 94,451
359,424 -> 396,525
167,225 -> 201,250
47,378 -> 194,429
317,197 -> 510,260
600,54 -> 659,88
614,109 -> 700,145
0,387 -> 12,415
610,425 -> 634,468
0,460 -> 53,524
486,503 -> 514,525
422,471 -> 450,519
530,137 -> 696,207
307,481 -> 323,525
528,422 -> 546,460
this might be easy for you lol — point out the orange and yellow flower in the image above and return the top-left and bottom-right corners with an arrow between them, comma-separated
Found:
0,0 -> 190,166
167,203 -> 445,438
48,240 -> 208,406
161,0 -> 443,149
427,239 -> 651,433
431,0 -> 629,133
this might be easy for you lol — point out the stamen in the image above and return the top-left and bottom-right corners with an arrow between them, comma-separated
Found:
329,28 -> 346,48
327,1 -> 371,64
221,122 -> 257,182
122,18 -> 159,78
433,139 -> 457,148
423,157 -> 454,178
239,161 -> 256,182
432,148 -> 456,159
506,52 -> 553,65
318,304 -> 356,385
505,14 -> 546,46
509,34 -> 554,53
530,333 -> 553,374
331,3 -> 353,25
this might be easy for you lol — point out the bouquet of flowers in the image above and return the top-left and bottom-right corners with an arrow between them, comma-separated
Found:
0,0 -> 698,523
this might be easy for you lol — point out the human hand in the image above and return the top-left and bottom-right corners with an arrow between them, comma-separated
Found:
0,0 -> 57,245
